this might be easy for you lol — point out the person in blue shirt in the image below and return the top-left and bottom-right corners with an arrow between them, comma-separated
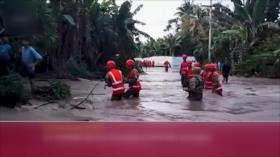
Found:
0,36 -> 12,76
20,39 -> 42,93
3,37 -> 13,68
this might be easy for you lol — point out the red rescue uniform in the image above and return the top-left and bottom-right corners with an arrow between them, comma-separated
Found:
204,64 -> 223,96
204,71 -> 214,89
199,70 -> 205,77
127,68 -> 142,93
180,61 -> 189,75
186,67 -> 194,80
106,69 -> 125,96
164,61 -> 171,72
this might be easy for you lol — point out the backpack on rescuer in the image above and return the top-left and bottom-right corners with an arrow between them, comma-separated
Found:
204,64 -> 223,96
204,72 -> 213,89
204,64 -> 217,89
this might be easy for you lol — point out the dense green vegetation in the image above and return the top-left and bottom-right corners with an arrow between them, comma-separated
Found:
0,0 -> 152,77
35,81 -> 71,100
0,0 -> 153,105
140,0 -> 280,77
0,0 -> 279,79
0,74 -> 30,107
1,0 -> 279,78
0,0 -> 279,107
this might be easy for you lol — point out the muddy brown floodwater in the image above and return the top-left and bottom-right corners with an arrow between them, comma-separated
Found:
0,67 -> 280,121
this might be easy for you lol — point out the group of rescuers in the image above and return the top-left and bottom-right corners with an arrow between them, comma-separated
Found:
0,35 -> 224,101
105,54 -> 224,101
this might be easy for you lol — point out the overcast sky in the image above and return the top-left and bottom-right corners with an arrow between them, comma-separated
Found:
115,0 -> 233,41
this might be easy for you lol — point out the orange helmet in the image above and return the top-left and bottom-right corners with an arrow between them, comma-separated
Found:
106,60 -> 116,70
125,59 -> 135,69
182,54 -> 188,60
193,62 -> 201,67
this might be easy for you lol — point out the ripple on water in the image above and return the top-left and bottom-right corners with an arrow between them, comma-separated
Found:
223,106 -> 262,115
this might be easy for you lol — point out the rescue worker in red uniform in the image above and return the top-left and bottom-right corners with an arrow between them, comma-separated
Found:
185,67 -> 204,101
182,61 -> 194,89
143,60 -> 149,70
124,59 -> 142,98
186,61 -> 194,80
105,60 -> 125,100
204,64 -> 223,96
163,60 -> 171,72
180,54 -> 189,87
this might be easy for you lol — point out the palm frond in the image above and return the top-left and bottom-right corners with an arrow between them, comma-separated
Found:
132,4 -> 143,16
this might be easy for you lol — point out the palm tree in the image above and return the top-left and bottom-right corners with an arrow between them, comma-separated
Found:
164,34 -> 177,56
221,0 -> 280,63
231,0 -> 279,42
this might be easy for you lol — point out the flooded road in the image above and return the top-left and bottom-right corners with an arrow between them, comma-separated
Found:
1,67 -> 280,121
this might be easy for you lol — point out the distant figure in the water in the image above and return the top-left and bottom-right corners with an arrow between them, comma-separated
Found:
163,60 -> 171,72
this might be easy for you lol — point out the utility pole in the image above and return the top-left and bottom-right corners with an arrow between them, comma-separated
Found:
202,0 -> 213,63
208,0 -> 212,63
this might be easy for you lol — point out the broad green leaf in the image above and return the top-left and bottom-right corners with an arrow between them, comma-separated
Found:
63,14 -> 76,26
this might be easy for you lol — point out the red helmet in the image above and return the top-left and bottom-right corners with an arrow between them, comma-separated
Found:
193,62 -> 201,67
182,54 -> 188,60
205,64 -> 217,71
126,59 -> 135,69
106,60 -> 116,70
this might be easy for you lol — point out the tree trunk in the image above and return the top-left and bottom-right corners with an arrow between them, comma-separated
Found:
230,37 -> 235,72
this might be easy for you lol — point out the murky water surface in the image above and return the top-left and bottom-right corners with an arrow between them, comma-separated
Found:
1,67 -> 279,121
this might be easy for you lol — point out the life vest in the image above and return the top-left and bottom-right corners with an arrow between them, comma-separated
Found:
199,70 -> 205,77
107,69 -> 125,95
132,80 -> 141,92
204,71 -> 213,89
127,68 -> 142,93
187,67 -> 194,79
180,62 -> 188,75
